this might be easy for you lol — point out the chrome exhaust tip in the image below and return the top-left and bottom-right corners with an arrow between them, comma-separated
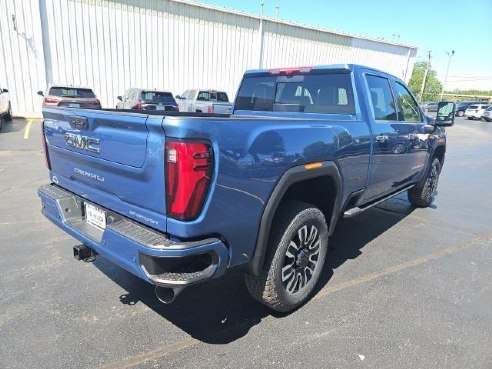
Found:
155,286 -> 184,304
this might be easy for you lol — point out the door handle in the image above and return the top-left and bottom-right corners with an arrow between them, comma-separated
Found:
375,135 -> 389,143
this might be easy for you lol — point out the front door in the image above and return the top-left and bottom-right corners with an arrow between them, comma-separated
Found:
362,74 -> 418,201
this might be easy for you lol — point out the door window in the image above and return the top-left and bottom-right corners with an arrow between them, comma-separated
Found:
394,82 -> 422,122
366,75 -> 397,121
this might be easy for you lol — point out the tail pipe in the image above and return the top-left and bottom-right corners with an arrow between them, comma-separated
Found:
155,286 -> 185,304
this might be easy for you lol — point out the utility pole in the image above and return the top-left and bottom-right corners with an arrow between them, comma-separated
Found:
275,3 -> 280,19
440,50 -> 455,101
419,51 -> 431,102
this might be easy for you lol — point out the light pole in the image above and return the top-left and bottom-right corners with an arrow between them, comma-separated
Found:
440,50 -> 455,101
419,51 -> 432,102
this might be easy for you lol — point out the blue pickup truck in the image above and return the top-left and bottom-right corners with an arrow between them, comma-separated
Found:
38,64 -> 455,312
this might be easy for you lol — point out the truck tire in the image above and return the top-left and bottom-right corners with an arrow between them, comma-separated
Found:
408,157 -> 441,208
245,201 -> 328,312
5,103 -> 12,121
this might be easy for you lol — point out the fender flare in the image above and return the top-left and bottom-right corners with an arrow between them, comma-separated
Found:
248,161 -> 343,276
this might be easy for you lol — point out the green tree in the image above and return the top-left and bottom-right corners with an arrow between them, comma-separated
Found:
408,61 -> 443,102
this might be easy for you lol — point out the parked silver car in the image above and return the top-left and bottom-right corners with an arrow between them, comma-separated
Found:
481,106 -> 492,122
176,89 -> 232,114
0,86 -> 12,130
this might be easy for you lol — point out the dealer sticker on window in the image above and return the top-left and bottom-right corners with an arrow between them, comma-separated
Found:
85,203 -> 106,230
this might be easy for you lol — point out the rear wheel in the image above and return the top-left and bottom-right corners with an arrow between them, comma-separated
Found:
467,117 -> 473,120
457,110 -> 464,117
5,103 -> 12,121
245,201 -> 329,312
0,115 -> 3,131
408,157 -> 441,208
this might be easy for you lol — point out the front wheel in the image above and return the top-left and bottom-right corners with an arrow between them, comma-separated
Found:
245,201 -> 329,312
408,157 -> 441,208
457,110 -> 464,117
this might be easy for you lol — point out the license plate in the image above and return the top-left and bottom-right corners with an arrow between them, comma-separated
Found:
85,203 -> 106,230
156,105 -> 164,110
68,103 -> 80,108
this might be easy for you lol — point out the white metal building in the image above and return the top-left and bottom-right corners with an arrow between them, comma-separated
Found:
0,0 -> 418,114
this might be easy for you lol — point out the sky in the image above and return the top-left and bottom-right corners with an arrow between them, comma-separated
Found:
195,0 -> 492,91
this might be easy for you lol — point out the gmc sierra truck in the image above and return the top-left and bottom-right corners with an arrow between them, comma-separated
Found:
38,64 -> 455,312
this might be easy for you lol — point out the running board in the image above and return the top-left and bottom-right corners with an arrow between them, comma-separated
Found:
343,185 -> 414,218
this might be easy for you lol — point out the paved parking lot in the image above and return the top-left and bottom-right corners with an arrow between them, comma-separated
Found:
1,116 -> 491,369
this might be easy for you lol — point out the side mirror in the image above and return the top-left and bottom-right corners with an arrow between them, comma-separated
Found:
435,101 -> 455,127
117,95 -> 123,101
175,95 -> 182,99
2,88 -> 8,93
37,90 -> 44,97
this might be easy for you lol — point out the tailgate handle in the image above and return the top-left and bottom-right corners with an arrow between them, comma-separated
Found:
69,116 -> 88,130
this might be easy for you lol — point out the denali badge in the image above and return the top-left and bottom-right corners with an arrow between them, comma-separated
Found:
65,133 -> 100,153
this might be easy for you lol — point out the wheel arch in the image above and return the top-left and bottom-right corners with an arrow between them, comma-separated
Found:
248,161 -> 343,276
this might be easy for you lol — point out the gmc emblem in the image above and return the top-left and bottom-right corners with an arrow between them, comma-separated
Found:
65,133 -> 100,154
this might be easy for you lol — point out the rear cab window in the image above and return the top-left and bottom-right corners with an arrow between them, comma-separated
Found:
235,72 -> 355,115
196,91 -> 229,102
49,87 -> 95,98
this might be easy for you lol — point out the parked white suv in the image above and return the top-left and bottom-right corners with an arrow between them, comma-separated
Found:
465,104 -> 489,120
0,86 -> 12,130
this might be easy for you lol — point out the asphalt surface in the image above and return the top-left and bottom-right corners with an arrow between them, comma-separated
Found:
0,116 -> 491,369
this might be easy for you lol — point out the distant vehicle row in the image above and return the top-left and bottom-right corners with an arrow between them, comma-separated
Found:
465,104 -> 491,121
36,85 -> 231,115
116,88 -> 232,114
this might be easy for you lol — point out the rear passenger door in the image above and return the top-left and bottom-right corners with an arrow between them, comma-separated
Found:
362,74 -> 417,202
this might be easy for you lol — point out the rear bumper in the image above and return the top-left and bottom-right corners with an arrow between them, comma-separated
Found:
38,184 -> 229,287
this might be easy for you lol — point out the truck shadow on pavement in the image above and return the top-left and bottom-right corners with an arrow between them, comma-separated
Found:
93,195 -> 414,344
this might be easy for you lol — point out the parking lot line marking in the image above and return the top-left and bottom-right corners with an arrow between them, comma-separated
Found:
99,234 -> 491,369
314,234 -> 492,301
23,119 -> 33,139
100,338 -> 198,369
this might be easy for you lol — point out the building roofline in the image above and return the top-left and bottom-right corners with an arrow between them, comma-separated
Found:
171,0 -> 418,50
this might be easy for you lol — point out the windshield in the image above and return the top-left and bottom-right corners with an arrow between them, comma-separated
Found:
235,73 -> 355,114
141,91 -> 175,104
49,87 -> 95,98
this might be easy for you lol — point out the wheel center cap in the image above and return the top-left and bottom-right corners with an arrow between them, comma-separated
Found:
296,249 -> 310,269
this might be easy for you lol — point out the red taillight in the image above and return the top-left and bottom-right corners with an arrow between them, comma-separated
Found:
41,120 -> 51,170
207,105 -> 213,113
269,66 -> 312,75
43,96 -> 61,105
165,140 -> 213,220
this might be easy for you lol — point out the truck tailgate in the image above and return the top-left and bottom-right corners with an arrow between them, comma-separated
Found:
212,103 -> 233,114
43,108 -> 167,231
